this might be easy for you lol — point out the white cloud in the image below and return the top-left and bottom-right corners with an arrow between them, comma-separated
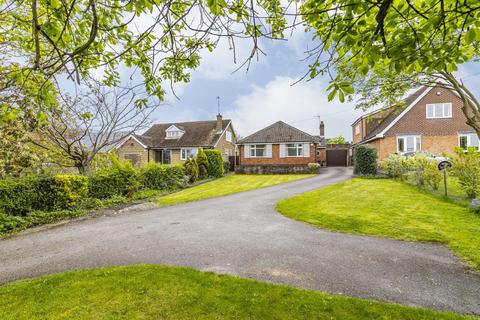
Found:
226,76 -> 363,141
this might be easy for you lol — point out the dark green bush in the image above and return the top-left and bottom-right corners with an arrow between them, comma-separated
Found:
0,213 -> 29,233
139,163 -> 186,190
353,145 -> 377,175
204,149 -> 224,178
89,158 -> 139,199
196,147 -> 209,179
184,158 -> 199,183
223,160 -> 231,173
0,174 -> 88,216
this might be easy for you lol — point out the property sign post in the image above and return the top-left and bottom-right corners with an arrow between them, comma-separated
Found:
437,161 -> 452,198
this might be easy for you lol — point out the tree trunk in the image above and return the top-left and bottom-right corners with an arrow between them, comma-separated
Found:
441,72 -> 480,137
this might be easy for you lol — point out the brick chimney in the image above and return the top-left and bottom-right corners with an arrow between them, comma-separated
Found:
216,113 -> 223,132
319,121 -> 325,137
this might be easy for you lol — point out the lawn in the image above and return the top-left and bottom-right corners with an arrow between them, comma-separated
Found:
277,178 -> 480,271
0,265 -> 473,320
156,174 -> 313,206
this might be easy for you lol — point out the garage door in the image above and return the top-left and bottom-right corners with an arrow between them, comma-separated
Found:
326,149 -> 348,167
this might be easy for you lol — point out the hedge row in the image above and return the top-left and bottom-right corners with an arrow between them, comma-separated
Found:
0,160 -> 187,217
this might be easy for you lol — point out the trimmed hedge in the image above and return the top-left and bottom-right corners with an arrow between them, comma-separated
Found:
139,163 -> 186,190
353,145 -> 377,175
0,174 -> 88,216
88,160 -> 139,199
204,149 -> 224,178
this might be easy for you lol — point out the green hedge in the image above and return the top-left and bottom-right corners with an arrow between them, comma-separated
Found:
354,145 -> 377,175
196,148 -> 209,179
139,163 -> 186,190
88,160 -> 139,199
204,149 -> 224,178
184,158 -> 199,183
0,174 -> 88,216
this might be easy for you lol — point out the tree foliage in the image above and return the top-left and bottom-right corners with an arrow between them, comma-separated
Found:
328,136 -> 346,144
301,0 -> 480,135
196,147 -> 209,179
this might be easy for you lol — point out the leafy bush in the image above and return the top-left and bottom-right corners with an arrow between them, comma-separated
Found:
308,162 -> 321,173
381,155 -> 411,180
204,149 -> 224,178
139,162 -> 186,190
196,147 -> 209,179
0,213 -> 29,233
223,160 -> 231,173
353,145 -> 377,175
184,158 -> 199,183
89,158 -> 139,199
423,161 -> 442,191
50,175 -> 89,208
0,174 -> 88,216
450,147 -> 480,199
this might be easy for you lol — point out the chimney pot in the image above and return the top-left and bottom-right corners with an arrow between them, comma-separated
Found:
320,121 -> 325,137
216,114 -> 223,132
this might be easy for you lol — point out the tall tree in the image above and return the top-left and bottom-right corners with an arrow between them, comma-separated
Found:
0,0 -> 287,122
300,0 -> 480,136
32,81 -> 159,174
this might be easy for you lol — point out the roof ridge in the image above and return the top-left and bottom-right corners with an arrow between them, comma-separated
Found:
151,119 -> 231,127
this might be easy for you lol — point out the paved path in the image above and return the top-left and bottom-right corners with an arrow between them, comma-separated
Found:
1,167 -> 479,315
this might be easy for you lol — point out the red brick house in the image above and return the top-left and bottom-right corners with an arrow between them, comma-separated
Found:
351,85 -> 479,161
236,121 -> 326,173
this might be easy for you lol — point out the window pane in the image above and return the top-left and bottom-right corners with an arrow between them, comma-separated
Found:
398,138 -> 404,152
406,136 -> 415,152
471,134 -> 479,149
427,105 -> 434,118
256,148 -> 265,157
415,137 -> 421,151
444,104 -> 452,117
298,145 -> 303,156
250,147 -> 255,157
287,147 -> 297,156
459,136 -> 468,149
434,104 -> 443,117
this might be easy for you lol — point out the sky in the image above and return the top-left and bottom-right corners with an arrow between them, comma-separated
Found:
123,27 -> 480,142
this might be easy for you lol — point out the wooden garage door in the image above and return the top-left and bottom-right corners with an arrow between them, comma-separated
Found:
326,149 -> 348,167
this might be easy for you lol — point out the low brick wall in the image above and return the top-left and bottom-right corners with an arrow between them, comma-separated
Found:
235,164 -> 317,174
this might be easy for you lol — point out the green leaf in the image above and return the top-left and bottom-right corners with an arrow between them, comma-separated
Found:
327,88 -> 337,101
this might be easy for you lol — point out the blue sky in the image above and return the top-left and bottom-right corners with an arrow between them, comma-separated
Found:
126,30 -> 480,141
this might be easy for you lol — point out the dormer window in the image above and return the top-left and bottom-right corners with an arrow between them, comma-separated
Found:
165,125 -> 184,139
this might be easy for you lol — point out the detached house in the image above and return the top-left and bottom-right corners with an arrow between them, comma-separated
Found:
236,121 -> 326,173
352,85 -> 479,161
116,114 -> 236,166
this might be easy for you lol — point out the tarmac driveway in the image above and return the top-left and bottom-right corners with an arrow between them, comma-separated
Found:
1,167 -> 479,315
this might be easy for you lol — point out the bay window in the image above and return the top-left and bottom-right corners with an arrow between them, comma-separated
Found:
397,135 -> 421,153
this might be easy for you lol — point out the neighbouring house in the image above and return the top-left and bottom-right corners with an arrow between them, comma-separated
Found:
236,121 -> 326,173
116,114 -> 236,166
351,85 -> 480,161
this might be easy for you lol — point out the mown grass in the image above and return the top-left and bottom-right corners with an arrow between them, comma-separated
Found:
277,178 -> 480,271
156,174 -> 313,206
0,265 -> 473,320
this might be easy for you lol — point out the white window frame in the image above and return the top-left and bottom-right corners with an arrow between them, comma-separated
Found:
397,135 -> 421,154
180,148 -> 198,160
355,124 -> 360,135
285,143 -> 304,157
249,144 -> 267,157
226,131 -> 233,143
426,103 -> 452,119
458,133 -> 479,151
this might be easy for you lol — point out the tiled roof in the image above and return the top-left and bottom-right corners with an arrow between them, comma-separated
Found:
239,121 -> 318,144
360,86 -> 429,142
137,119 -> 231,148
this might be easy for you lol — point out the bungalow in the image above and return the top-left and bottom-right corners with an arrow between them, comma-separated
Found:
116,114 -> 236,166
236,121 -> 326,173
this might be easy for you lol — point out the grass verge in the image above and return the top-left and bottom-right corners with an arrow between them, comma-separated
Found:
156,174 -> 314,206
0,265 -> 473,320
277,178 -> 480,271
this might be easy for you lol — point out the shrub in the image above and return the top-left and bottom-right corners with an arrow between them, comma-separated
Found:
139,162 -> 186,190
223,160 -> 231,173
423,160 -> 442,191
184,158 -> 199,183
307,162 -> 321,173
381,155 -> 411,180
204,149 -> 224,178
196,148 -> 209,179
50,175 -> 89,208
353,145 -> 377,175
0,213 -> 29,234
450,147 -> 480,199
89,158 -> 139,199
470,199 -> 480,214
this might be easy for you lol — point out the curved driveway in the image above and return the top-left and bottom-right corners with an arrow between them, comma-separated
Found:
1,167 -> 479,315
